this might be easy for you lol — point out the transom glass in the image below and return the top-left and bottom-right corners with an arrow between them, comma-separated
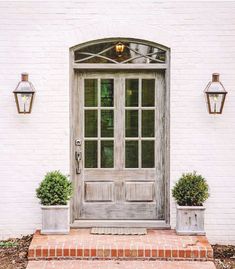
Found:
75,40 -> 166,64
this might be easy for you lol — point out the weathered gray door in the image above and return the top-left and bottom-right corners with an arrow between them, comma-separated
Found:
74,71 -> 166,222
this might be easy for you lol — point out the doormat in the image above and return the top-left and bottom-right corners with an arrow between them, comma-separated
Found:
91,227 -> 147,235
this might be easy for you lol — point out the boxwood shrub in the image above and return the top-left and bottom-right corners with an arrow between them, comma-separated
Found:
36,171 -> 73,205
172,171 -> 209,206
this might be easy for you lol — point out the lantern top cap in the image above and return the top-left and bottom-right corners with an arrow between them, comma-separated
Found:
13,72 -> 35,93
204,72 -> 227,94
21,73 -> 29,81
212,73 -> 220,82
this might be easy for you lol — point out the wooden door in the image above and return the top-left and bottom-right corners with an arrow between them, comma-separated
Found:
73,71 -> 166,221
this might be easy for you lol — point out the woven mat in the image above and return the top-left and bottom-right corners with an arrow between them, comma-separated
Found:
91,227 -> 147,235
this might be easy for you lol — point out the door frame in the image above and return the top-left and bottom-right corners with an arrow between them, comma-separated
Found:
69,38 -> 170,228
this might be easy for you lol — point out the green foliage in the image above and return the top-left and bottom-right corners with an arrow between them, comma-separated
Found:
36,171 -> 73,206
0,241 -> 18,248
172,171 -> 209,206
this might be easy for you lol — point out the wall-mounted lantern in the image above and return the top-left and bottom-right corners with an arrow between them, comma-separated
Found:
13,73 -> 35,114
204,73 -> 227,114
115,42 -> 125,57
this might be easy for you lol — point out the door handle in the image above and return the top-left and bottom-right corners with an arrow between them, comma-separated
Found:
75,151 -> 82,174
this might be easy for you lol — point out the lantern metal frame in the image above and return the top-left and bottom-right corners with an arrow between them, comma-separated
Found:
13,73 -> 35,114
204,73 -> 227,114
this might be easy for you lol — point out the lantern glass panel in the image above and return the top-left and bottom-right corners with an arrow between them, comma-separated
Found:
207,93 -> 225,114
15,92 -> 34,113
207,81 -> 225,93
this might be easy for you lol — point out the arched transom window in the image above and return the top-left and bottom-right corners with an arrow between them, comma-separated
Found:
73,38 -> 168,65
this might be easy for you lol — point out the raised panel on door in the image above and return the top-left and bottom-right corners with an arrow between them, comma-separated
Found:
84,182 -> 114,202
74,71 -> 165,221
125,182 -> 155,202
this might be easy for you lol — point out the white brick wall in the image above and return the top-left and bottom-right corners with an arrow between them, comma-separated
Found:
0,1 -> 235,244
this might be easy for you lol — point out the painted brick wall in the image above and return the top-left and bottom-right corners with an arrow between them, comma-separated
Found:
0,1 -> 235,244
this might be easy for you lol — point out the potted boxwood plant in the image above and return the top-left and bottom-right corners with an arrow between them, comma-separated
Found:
36,171 -> 73,234
172,171 -> 209,235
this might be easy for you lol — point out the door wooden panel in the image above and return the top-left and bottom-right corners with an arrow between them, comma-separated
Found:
84,182 -> 114,202
74,71 -> 166,221
80,203 -> 157,220
125,182 -> 155,202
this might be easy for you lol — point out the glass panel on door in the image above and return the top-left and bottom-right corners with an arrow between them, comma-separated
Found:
125,78 -> 155,168
101,110 -> 114,137
84,140 -> 97,168
142,110 -> 154,137
142,79 -> 155,106
84,77 -> 156,170
125,140 -> 138,168
84,78 -> 114,168
125,110 -> 138,137
85,110 -> 98,137
142,140 -> 155,168
85,79 -> 98,107
101,140 -> 114,168
125,79 -> 139,106
101,79 -> 114,107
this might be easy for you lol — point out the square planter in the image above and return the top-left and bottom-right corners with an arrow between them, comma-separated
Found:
41,205 -> 70,234
176,205 -> 205,235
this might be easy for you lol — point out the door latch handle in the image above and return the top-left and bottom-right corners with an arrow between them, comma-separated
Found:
75,151 -> 82,174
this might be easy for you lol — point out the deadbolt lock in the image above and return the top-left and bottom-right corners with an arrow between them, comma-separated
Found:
75,139 -> 82,146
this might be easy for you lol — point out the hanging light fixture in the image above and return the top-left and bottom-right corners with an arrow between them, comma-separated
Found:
13,73 -> 35,114
204,73 -> 227,114
115,42 -> 125,57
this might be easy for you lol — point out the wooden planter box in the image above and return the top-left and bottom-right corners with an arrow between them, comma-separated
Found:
176,206 -> 206,235
41,205 -> 70,235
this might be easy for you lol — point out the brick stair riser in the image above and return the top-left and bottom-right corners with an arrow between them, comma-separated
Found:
28,247 -> 213,261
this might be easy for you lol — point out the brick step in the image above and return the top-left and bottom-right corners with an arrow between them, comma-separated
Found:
28,229 -> 213,261
27,260 -> 216,269
28,245 -> 213,260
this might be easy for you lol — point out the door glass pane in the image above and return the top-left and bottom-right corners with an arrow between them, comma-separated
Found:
142,141 -> 154,168
85,79 -> 98,107
101,141 -> 114,168
101,79 -> 114,107
125,141 -> 138,168
101,110 -> 114,137
125,110 -> 138,137
85,140 -> 97,168
125,79 -> 139,107
85,110 -> 97,137
142,79 -> 155,107
142,110 -> 155,137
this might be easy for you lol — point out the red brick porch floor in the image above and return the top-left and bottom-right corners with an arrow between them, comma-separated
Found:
28,229 -> 213,261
